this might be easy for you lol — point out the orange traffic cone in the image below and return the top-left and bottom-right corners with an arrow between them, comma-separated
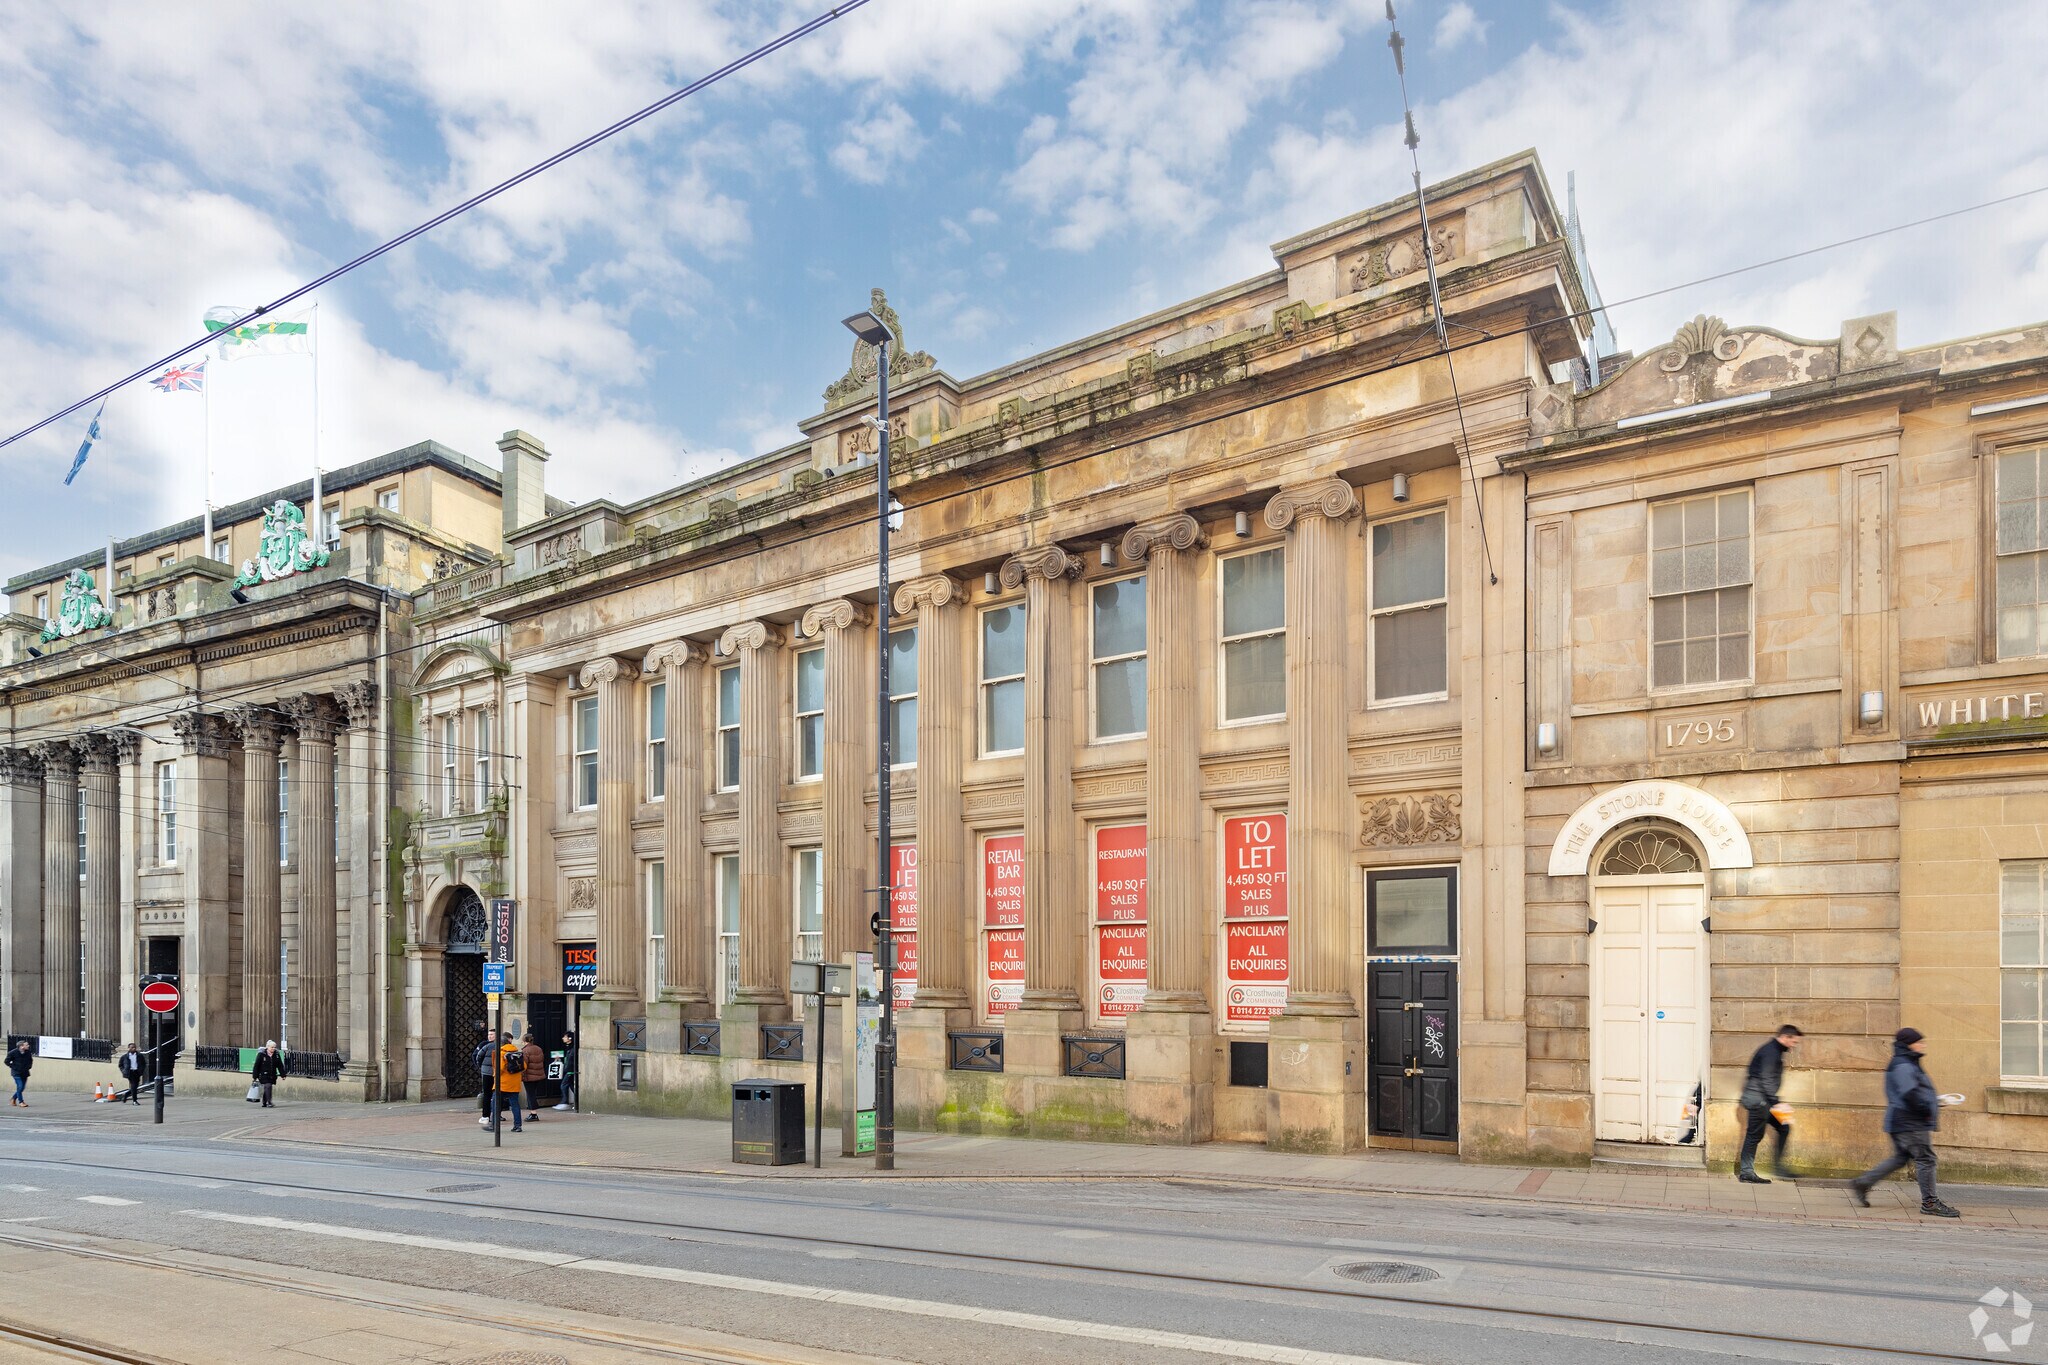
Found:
91,1082 -> 107,1102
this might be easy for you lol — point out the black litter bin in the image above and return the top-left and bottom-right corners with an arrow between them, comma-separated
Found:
731,1078 -> 805,1165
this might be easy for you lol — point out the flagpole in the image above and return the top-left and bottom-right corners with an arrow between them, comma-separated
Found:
202,362 -> 214,555
310,304 -> 323,542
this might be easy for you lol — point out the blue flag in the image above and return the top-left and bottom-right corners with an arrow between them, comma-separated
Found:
65,401 -> 104,486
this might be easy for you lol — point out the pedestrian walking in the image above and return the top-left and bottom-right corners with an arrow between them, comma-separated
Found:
554,1031 -> 577,1111
490,1032 -> 525,1133
251,1041 -> 288,1108
519,1032 -> 545,1121
117,1044 -> 144,1104
6,1041 -> 32,1107
1737,1023 -> 1802,1183
1850,1027 -> 1962,1218
472,1025 -> 495,1124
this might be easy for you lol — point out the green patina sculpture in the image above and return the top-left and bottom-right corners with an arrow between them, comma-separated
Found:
235,500 -> 330,587
40,567 -> 113,642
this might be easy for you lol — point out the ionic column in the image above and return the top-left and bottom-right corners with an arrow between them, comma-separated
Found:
231,706 -> 285,1046
802,599 -> 872,963
36,740 -> 80,1037
644,641 -> 710,1011
336,682 -> 378,1076
579,658 -> 641,1002
1004,546 -> 1084,1015
0,750 -> 46,1037
283,695 -> 340,1054
1266,479 -> 1360,1012
78,734 -> 120,1043
1125,515 -> 1208,1007
720,622 -> 787,1012
895,575 -> 967,1010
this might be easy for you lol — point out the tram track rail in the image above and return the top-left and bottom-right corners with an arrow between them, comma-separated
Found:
0,1149 -> 2002,1362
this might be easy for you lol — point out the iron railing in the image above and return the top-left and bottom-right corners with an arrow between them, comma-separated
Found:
6,1035 -> 114,1062
760,1023 -> 803,1062
949,1031 -> 1004,1073
683,1021 -> 722,1057
1062,1034 -> 1126,1080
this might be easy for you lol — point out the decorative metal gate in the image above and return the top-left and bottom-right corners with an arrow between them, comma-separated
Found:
441,889 -> 487,1099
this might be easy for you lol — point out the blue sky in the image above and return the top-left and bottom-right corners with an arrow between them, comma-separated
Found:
5,1 -> 2048,591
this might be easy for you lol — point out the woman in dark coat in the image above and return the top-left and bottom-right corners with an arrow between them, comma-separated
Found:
250,1041 -> 288,1108
6,1041 -> 31,1107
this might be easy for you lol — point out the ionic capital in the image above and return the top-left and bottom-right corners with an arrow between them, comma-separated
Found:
641,639 -> 710,676
799,598 -> 871,640
999,545 -> 1083,590
576,656 -> 634,691
1263,477 -> 1359,531
717,621 -> 784,658
892,574 -> 958,617
1120,513 -> 1206,561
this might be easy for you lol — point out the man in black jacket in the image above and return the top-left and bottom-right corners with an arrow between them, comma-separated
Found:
1849,1028 -> 1960,1217
1737,1023 -> 1803,1184
117,1044 -> 145,1104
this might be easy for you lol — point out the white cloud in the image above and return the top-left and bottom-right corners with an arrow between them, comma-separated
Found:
830,101 -> 926,185
1433,2 -> 1487,52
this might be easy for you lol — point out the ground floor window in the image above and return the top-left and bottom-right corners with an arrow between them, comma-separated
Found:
2002,861 -> 2048,1080
1220,812 -> 1288,1029
982,832 -> 1025,1021
1092,823 -> 1147,1025
716,853 -> 740,1006
890,844 -> 918,1005
1367,866 -> 1458,956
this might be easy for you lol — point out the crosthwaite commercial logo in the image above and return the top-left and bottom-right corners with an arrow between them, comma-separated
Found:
1970,1287 -> 2033,1354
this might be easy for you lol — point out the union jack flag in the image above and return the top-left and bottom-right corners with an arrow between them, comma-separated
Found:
150,360 -> 207,393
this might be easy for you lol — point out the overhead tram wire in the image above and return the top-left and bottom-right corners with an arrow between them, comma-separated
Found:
8,183 -> 2046,746
0,0 -> 874,459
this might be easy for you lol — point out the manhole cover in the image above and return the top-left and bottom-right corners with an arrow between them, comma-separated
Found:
427,1183 -> 496,1193
1333,1261 -> 1440,1284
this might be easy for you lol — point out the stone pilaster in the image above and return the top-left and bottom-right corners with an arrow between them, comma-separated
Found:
113,730 -> 143,1041
1002,545 -> 1084,1073
0,750 -> 45,1038
336,682 -> 377,1079
1264,477 -> 1365,1152
896,576 -> 967,1012
801,599 -> 873,963
283,695 -> 340,1054
231,706 -> 285,1046
720,620 -> 788,1051
36,740 -> 80,1037
77,734 -> 121,1043
1122,514 -> 1213,1142
580,657 -> 640,1002
645,641 -> 712,1014
173,712 -> 233,1047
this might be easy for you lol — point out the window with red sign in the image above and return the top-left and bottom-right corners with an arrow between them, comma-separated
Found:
890,843 -> 918,1004
1221,812 -> 1288,1027
982,832 -> 1025,1020
1093,823 -> 1147,1024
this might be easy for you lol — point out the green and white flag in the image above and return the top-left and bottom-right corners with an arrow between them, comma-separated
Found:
204,306 -> 313,358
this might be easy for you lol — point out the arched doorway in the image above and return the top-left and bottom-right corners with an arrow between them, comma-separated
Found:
1589,822 -> 1708,1145
440,888 -> 487,1100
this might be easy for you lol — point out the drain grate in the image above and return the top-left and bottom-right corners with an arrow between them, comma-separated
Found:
1333,1260 -> 1441,1284
453,1354 -> 570,1365
427,1183 -> 496,1193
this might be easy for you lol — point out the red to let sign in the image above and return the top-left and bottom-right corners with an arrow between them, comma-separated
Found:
1222,814 -> 1287,919
1223,920 -> 1289,1023
893,932 -> 920,1006
139,980 -> 181,1014
1096,923 -> 1147,1018
1093,823 -> 1147,923
890,844 -> 919,1005
984,928 -> 1025,1015
982,833 -> 1024,928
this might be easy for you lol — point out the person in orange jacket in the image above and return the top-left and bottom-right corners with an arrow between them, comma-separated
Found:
490,1032 -> 526,1132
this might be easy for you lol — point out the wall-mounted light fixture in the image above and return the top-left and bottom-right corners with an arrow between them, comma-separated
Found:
983,570 -> 999,595
1233,511 -> 1251,538
1099,542 -> 1115,568
1535,721 -> 1559,757
1392,471 -> 1410,504
1858,690 -> 1885,726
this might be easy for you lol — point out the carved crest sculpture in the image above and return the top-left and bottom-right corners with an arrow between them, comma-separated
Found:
235,500 -> 331,587
822,288 -> 936,409
40,567 -> 113,641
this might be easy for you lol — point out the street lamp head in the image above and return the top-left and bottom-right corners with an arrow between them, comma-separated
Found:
842,310 -> 892,347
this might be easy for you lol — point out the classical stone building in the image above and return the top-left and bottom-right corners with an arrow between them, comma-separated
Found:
0,440 -> 541,1097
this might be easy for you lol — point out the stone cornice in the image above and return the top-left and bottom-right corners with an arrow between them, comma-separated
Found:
1263,477 -> 1360,530
798,599 -> 871,639
1120,513 -> 1206,560
999,545 -> 1083,590
641,639 -> 710,675
717,621 -> 783,657
892,574 -> 958,616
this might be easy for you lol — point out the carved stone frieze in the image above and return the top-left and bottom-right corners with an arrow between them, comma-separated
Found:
564,877 -> 599,914
1346,221 -> 1460,294
1360,792 -> 1463,848
1359,741 -> 1462,772
537,529 -> 584,567
1264,477 -> 1359,530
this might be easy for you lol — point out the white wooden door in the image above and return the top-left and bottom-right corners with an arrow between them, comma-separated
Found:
1592,881 -> 1706,1143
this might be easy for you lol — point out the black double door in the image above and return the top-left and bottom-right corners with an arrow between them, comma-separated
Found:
1367,962 -> 1457,1142
443,952 -> 485,1099
525,994 -> 569,1105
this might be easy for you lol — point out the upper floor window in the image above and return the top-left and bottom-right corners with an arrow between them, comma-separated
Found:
1997,447 -> 2048,658
211,537 -> 230,564
377,486 -> 400,512
1221,547 -> 1285,722
320,505 -> 341,547
157,553 -> 175,569
572,695 -> 598,810
472,708 -> 493,807
795,647 -> 825,780
1091,576 -> 1146,740
1650,489 -> 1751,689
2003,861 -> 2048,1081
889,627 -> 918,767
32,593 -> 48,617
716,665 -> 741,792
980,603 -> 1025,755
278,756 -> 292,863
1369,510 -> 1449,704
156,760 -> 177,865
439,715 -> 458,816
645,681 -> 667,801
794,847 -> 824,967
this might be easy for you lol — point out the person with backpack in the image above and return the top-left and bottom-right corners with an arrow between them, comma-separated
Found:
490,1031 -> 526,1133
1850,1027 -> 1961,1218
6,1041 -> 32,1107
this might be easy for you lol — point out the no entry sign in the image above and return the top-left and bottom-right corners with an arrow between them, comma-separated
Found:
140,980 -> 181,1014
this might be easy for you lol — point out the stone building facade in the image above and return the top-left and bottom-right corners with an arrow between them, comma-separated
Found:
0,440 -> 537,1098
